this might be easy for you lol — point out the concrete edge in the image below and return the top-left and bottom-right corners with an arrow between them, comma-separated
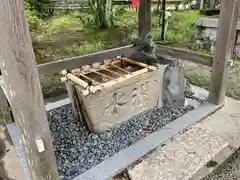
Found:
73,103 -> 222,180
196,17 -> 240,30
45,98 -> 70,111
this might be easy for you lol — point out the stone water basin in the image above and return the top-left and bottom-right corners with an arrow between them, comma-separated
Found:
62,58 -> 167,133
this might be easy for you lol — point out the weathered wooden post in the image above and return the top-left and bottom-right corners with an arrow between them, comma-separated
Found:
138,0 -> 152,37
208,0 -> 240,104
0,0 -> 59,179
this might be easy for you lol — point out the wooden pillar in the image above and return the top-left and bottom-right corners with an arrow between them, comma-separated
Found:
0,1 -> 59,180
138,0 -> 152,37
208,0 -> 240,105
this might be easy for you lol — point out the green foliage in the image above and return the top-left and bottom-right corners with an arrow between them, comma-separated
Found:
185,70 -> 211,89
25,2 -> 42,30
48,14 -> 84,32
32,9 -> 200,64
166,11 -> 199,43
27,7 -> 240,101
40,74 -> 65,99
66,41 -> 105,57
88,0 -> 113,29
26,0 -> 54,18
113,8 -> 137,28
152,10 -> 199,44
114,6 -> 128,16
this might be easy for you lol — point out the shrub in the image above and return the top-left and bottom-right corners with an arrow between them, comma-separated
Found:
25,2 -> 42,30
25,0 -> 54,18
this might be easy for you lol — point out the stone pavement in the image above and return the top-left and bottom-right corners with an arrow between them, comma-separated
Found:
128,96 -> 240,180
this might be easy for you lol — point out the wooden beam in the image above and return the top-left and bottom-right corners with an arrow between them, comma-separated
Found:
38,45 -> 213,76
208,0 -> 240,105
0,1 -> 59,180
155,45 -> 213,66
38,45 -> 133,76
138,0 -> 152,37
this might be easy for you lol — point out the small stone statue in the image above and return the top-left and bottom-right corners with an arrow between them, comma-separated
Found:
162,60 -> 186,108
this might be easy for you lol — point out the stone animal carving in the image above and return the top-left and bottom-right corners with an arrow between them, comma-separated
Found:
128,32 -> 158,65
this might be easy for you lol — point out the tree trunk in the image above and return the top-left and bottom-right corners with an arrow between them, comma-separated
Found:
89,0 -> 112,28
156,0 -> 161,12
105,0 -> 113,27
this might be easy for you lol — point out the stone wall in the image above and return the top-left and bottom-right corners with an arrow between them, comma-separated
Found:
195,27 -> 218,54
195,17 -> 240,57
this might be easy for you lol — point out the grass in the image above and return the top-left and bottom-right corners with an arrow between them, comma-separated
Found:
183,60 -> 240,101
40,74 -> 65,99
32,9 -> 201,98
33,9 -> 199,64
164,11 -> 199,43
31,8 -> 240,101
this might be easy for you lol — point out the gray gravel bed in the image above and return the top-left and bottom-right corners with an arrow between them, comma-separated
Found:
48,105 -> 194,179
203,149 -> 240,180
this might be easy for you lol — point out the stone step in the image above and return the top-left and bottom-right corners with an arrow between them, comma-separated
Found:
128,126 -> 233,180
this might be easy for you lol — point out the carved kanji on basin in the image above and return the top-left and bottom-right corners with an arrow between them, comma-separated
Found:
132,81 -> 149,109
105,92 -> 129,116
